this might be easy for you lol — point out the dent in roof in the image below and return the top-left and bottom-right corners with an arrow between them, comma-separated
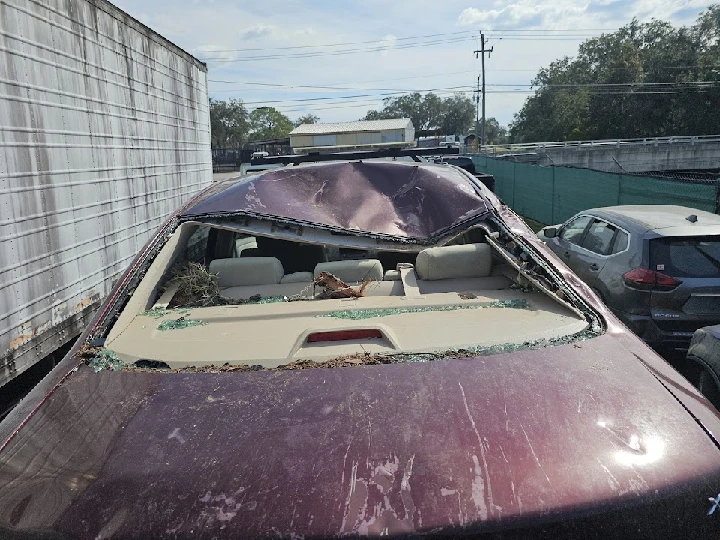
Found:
183,161 -> 490,239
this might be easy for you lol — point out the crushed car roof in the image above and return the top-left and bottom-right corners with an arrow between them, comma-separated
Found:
182,161 -> 490,239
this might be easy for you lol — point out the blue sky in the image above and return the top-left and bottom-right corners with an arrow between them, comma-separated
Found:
113,0 -> 711,127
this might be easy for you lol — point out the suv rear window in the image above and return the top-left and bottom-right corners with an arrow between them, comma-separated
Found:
650,236 -> 720,278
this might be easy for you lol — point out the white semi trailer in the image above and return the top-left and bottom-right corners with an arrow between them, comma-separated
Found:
0,0 -> 213,386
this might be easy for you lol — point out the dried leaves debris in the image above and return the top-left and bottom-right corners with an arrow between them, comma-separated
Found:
160,262 -> 307,309
165,262 -> 225,308
314,271 -> 372,299
121,328 -> 597,374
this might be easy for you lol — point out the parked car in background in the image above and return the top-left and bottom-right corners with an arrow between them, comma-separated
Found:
3,160 -> 720,539
686,324 -> 720,411
538,205 -> 720,355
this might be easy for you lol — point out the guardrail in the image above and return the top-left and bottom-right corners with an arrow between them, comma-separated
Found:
469,134 -> 720,156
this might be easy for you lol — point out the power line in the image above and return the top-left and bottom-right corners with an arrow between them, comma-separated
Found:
208,65 -> 720,93
209,79 -> 720,93
487,65 -> 720,72
264,87 -> 717,113
483,36 -> 603,40
200,32 -> 619,62
199,32 -> 604,62
215,85 -> 718,114
524,81 -> 720,88
197,28 -> 616,54
199,36 -> 474,62
209,70 -> 477,89
239,85 -> 474,106
208,78 -> 719,113
210,81 -> 720,106
199,30 -> 474,53
213,84 -> 478,95
475,28 -> 616,32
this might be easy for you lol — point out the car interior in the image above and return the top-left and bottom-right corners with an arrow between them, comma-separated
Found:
103,221 -> 590,370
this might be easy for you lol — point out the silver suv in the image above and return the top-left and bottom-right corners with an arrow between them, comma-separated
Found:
538,205 -> 720,352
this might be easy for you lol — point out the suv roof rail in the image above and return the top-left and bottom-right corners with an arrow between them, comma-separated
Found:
253,146 -> 460,165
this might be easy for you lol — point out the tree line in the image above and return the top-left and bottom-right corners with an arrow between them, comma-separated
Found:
510,5 -> 720,142
209,99 -> 319,148
362,92 -> 508,145
209,92 -> 510,148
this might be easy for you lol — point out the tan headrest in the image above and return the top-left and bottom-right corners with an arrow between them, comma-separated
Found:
416,243 -> 492,280
314,259 -> 383,283
209,257 -> 284,288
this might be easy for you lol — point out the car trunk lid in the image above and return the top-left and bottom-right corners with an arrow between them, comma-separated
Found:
649,235 -> 720,335
1,336 -> 719,538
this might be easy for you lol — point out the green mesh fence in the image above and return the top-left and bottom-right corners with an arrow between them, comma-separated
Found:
471,155 -> 719,225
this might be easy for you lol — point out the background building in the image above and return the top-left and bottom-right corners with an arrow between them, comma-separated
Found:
290,118 -> 415,154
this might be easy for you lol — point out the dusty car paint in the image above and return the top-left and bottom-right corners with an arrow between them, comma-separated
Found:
2,335 -> 720,539
2,164 -> 720,539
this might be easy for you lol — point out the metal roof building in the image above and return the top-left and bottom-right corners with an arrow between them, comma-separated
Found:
290,118 -> 415,154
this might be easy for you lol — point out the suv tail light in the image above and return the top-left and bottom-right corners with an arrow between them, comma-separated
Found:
623,267 -> 682,291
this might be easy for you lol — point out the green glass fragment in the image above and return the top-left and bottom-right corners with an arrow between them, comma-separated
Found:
139,308 -> 191,319
254,296 -> 290,304
157,318 -> 208,331
87,348 -> 124,372
315,299 -> 530,320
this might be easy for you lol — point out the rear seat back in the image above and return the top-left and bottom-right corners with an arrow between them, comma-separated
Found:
416,243 -> 492,281
314,259 -> 383,283
281,272 -> 313,284
209,257 -> 284,288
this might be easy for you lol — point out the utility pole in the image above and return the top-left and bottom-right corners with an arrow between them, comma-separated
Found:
473,75 -> 480,148
474,33 -> 493,148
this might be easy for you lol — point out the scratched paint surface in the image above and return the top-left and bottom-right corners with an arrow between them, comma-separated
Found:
1,334 -> 719,538
0,0 -> 212,384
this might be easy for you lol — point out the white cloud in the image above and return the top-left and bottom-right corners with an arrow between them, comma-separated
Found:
194,44 -> 238,64
239,23 -> 276,40
379,34 -> 397,56
458,7 -> 500,25
457,2 -> 588,28
459,0 -> 709,29
293,27 -> 316,38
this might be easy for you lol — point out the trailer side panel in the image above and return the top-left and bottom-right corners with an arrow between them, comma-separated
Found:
0,0 -> 212,385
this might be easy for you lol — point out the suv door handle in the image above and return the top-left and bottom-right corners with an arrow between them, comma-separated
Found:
589,263 -> 600,271
563,251 -> 570,258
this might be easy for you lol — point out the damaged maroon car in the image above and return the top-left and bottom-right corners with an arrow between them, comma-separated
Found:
2,149 -> 720,539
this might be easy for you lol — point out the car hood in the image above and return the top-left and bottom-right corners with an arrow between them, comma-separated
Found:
1,335 -> 719,539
